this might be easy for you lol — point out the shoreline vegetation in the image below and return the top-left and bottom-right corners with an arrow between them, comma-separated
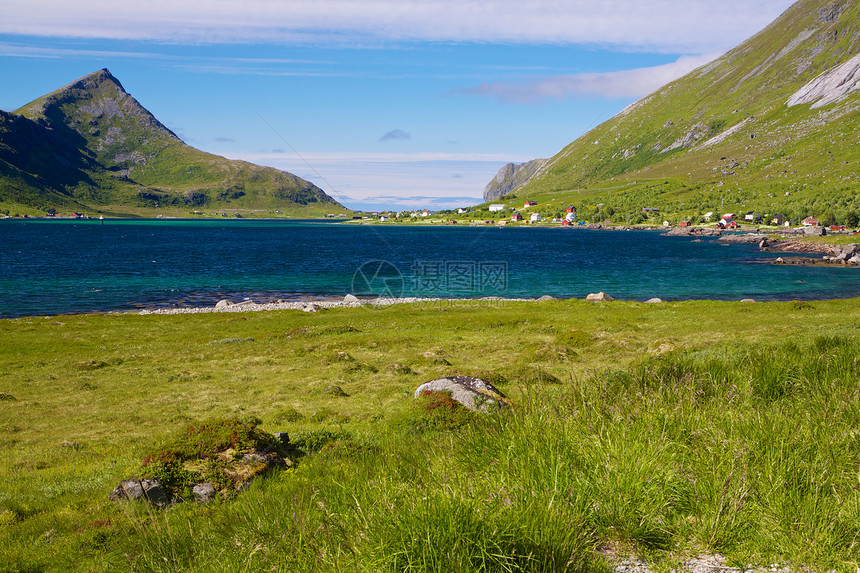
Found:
3,297 -> 860,571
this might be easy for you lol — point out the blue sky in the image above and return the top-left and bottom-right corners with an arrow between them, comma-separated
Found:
0,0 -> 795,211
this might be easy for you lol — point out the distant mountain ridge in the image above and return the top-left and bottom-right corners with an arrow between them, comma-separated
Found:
488,0 -> 860,224
0,69 -> 343,216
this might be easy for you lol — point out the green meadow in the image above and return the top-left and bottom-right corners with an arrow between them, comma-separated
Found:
3,298 -> 860,572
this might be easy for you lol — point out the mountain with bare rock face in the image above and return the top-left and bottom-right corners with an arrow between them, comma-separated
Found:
0,69 -> 344,217
485,0 -> 860,225
482,159 -> 547,202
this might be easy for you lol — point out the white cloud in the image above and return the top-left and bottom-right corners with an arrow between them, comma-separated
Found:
460,53 -> 721,103
0,1 -> 794,53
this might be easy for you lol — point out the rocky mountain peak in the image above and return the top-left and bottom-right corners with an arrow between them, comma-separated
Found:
16,68 -> 181,146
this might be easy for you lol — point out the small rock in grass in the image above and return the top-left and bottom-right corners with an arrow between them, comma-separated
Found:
586,292 -> 614,302
109,479 -> 170,507
644,298 -> 663,304
343,294 -> 360,304
192,482 -> 216,504
215,299 -> 233,309
388,363 -> 414,375
740,298 -> 756,303
325,385 -> 350,397
536,295 -> 555,301
415,376 -> 510,412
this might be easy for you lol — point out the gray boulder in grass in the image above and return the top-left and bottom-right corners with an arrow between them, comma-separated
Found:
109,479 -> 170,507
414,375 -> 511,412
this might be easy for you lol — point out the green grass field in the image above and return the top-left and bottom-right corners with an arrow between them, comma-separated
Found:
3,298 -> 860,571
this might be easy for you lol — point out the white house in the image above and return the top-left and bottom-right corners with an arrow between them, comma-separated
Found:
489,204 -> 505,212
704,212 -> 714,222
530,212 -> 542,222
565,212 -> 577,222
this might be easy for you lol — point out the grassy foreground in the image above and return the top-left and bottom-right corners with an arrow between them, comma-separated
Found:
2,298 -> 860,572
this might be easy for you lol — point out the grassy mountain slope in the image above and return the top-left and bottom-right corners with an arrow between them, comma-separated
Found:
507,0 -> 860,225
0,69 -> 346,217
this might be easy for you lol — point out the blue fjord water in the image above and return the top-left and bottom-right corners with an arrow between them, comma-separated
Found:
1,219 -> 859,317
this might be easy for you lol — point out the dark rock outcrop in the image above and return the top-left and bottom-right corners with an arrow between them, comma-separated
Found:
109,479 -> 170,507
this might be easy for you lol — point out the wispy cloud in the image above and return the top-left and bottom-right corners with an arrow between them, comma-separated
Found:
380,129 -> 411,142
214,136 -> 234,142
0,42 -> 343,77
0,41 -> 167,60
459,54 -> 720,103
0,1 -> 794,53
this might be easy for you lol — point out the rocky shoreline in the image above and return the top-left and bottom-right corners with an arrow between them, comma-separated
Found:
137,295 -> 536,315
663,225 -> 860,267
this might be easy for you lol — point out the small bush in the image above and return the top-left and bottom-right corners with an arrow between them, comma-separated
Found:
270,406 -> 304,424
140,416 -> 281,499
291,429 -> 352,452
324,385 -> 350,397
388,363 -> 414,375
469,371 -> 509,386
309,408 -> 334,423
409,390 -> 478,433
319,438 -> 373,460
510,366 -> 561,385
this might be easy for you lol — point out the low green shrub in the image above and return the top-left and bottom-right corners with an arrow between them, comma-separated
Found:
290,428 -> 353,452
140,416 -> 282,499
407,390 -> 479,433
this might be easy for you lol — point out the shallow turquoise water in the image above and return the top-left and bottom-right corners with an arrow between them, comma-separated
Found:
1,219 -> 859,317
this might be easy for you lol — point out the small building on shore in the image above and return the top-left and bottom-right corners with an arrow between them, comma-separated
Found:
511,212 -> 523,221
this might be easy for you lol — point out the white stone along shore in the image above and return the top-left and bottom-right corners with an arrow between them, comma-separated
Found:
137,294 -> 537,315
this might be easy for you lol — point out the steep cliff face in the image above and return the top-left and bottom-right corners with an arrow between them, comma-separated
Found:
1,69 -> 344,215
482,158 -> 547,201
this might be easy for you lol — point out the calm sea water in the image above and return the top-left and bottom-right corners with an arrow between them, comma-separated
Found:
2,219 -> 859,317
